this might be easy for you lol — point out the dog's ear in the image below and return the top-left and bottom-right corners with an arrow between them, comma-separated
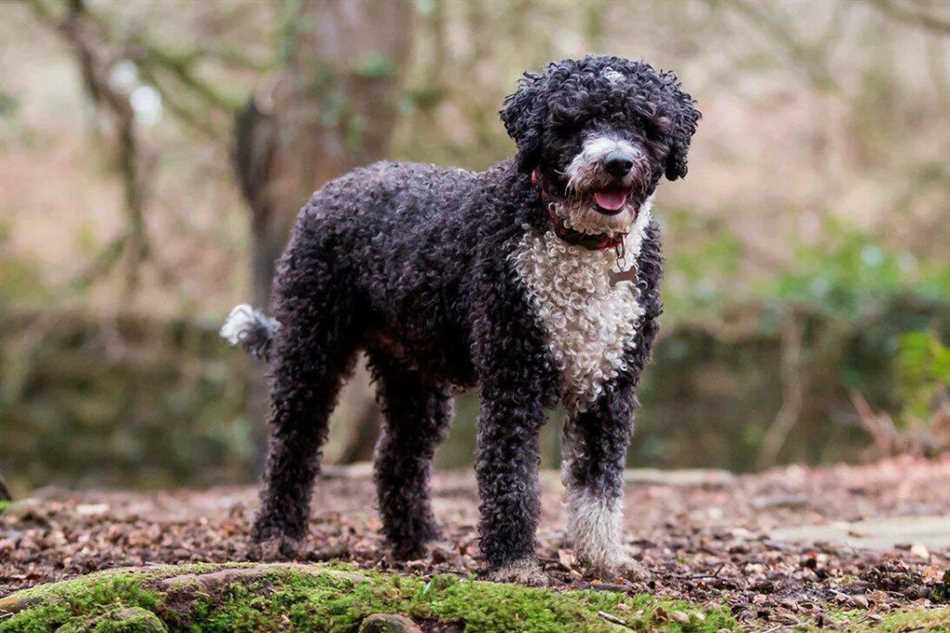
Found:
660,72 -> 701,181
500,72 -> 547,173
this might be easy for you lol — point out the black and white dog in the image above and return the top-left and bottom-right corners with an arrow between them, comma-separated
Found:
222,55 -> 699,583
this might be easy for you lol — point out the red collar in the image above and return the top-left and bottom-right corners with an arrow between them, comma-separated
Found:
532,169 -> 626,252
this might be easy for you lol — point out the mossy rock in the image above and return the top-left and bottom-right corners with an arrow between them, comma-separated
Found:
56,606 -> 168,632
4,563 -> 946,632
0,562 -> 737,632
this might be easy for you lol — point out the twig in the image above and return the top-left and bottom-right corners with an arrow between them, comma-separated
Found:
757,315 -> 805,467
589,581 -> 633,593
668,563 -> 726,581
597,611 -> 633,629
0,473 -> 11,502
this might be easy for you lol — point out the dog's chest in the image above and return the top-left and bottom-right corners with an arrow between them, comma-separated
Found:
512,230 -> 645,412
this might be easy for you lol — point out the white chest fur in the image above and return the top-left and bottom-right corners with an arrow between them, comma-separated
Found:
511,209 -> 652,412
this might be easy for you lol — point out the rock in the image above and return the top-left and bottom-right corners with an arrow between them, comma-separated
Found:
769,515 -> 950,551
671,610 -> 691,624
851,594 -> 869,609
323,569 -> 372,584
0,594 -> 40,615
320,462 -> 375,479
158,563 -> 369,592
623,468 -> 736,488
75,503 -> 110,517
102,607 -> 168,632
359,613 -> 422,633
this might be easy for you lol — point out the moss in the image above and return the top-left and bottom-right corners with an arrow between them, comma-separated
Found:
0,563 -> 737,633
817,606 -> 950,632
1,574 -> 163,633
0,501 -> 10,514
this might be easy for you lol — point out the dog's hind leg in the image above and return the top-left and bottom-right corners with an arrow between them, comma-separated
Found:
251,239 -> 359,558
368,352 -> 453,559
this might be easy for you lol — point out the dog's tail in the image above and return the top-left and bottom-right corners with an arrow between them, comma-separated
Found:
220,304 -> 279,361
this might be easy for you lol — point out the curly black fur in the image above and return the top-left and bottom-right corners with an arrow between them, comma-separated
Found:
224,55 -> 699,576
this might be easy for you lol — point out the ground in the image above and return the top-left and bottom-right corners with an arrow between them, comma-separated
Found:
1,455 -> 949,631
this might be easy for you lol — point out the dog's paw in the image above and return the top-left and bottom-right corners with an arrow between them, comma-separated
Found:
487,558 -> 549,586
388,543 -> 428,562
579,554 -> 652,583
248,535 -> 304,561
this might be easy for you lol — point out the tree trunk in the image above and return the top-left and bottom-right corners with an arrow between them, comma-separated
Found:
0,473 -> 11,502
233,0 -> 414,474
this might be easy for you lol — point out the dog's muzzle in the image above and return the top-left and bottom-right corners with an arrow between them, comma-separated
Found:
566,138 -> 647,217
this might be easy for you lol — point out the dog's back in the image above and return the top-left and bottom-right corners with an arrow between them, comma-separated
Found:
289,160 -> 492,384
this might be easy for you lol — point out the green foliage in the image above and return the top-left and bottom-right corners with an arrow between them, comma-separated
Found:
0,89 -> 17,118
770,224 -> 949,319
662,208 -> 746,323
352,52 -> 396,79
896,331 -> 950,422
0,309 -> 253,492
0,230 -> 49,307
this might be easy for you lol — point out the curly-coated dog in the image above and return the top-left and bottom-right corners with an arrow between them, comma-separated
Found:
222,55 -> 700,583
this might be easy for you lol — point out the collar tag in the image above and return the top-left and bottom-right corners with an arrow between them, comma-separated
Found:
608,264 -> 638,287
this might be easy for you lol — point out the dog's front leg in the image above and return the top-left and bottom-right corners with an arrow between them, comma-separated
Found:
562,384 -> 648,580
476,382 -> 548,585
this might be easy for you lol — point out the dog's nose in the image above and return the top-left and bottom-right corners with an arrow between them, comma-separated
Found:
603,151 -> 634,177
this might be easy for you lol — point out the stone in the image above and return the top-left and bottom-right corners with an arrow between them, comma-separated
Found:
359,613 -> 422,633
99,607 -> 167,632
623,468 -> 736,488
770,515 -> 950,551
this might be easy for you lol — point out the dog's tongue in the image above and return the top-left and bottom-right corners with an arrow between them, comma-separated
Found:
593,189 -> 628,211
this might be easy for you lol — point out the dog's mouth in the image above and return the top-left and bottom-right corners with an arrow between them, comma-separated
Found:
592,186 -> 632,216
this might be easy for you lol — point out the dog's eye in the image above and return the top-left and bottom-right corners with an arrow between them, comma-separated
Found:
643,115 -> 672,141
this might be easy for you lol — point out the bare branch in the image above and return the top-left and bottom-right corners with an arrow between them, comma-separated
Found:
869,0 -> 950,36
757,315 -> 805,468
713,0 -> 842,93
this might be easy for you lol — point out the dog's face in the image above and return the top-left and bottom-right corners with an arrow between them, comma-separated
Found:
501,56 -> 700,236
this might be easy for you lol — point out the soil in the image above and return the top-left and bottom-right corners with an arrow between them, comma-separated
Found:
2,455 -> 948,629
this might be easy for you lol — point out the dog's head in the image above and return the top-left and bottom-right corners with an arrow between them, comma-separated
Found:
501,56 -> 700,236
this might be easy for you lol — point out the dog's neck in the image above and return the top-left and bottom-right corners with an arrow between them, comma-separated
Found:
531,169 -> 627,252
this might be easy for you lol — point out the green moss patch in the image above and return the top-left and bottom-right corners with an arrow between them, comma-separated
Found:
817,606 -> 950,632
0,563 -> 737,633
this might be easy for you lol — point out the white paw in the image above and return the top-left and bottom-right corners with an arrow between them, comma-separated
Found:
579,552 -> 651,582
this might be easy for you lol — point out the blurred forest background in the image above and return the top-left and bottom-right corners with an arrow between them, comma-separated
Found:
1,0 -> 948,495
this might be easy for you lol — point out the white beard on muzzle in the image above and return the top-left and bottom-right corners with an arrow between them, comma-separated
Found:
558,135 -> 647,236
552,200 -> 640,237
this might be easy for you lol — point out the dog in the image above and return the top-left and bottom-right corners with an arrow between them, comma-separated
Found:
221,55 -> 699,583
